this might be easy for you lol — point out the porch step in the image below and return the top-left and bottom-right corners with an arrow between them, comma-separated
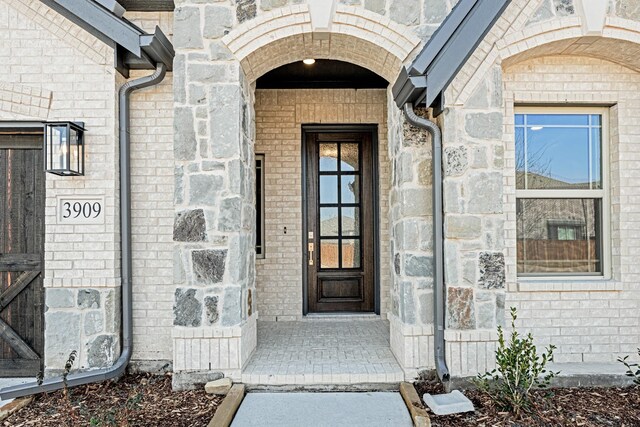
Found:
242,320 -> 406,387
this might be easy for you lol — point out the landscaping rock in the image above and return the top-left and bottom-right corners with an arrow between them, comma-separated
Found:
204,377 -> 233,395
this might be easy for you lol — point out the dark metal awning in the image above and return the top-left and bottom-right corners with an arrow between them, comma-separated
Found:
392,0 -> 511,114
40,0 -> 175,77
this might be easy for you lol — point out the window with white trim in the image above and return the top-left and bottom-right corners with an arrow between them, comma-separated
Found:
515,108 -> 609,277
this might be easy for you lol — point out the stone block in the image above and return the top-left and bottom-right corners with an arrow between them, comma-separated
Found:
400,188 -> 431,217
189,64 -> 231,84
174,209 -> 207,242
175,166 -> 185,204
173,371 -> 224,391
447,287 -> 475,329
192,250 -> 227,284
236,0 -> 257,23
204,295 -> 219,325
104,289 -> 119,334
445,215 -> 481,240
444,146 -> 468,176
84,311 -> 104,336
554,0 -> 574,16
228,159 -> 246,195
221,287 -> 242,326
87,335 -> 117,368
390,0 -> 420,25
174,7 -> 203,49
174,288 -> 202,327
189,174 -> 223,206
419,292 -> 434,325
466,172 -> 502,214
402,121 -> 428,147
424,390 -> 474,416
417,158 -> 432,186
174,107 -> 197,161
527,0 -> 554,24
204,5 -> 233,39
424,0 -> 448,23
616,0 -> 640,20
210,85 -> 242,159
465,81 -> 489,109
478,252 -> 505,289
77,289 -> 100,309
477,301 -> 496,329
210,42 -> 234,61
218,197 -> 242,232
46,288 -> 74,309
404,254 -> 433,278
44,311 -> 80,368
400,281 -> 416,324
261,0 -> 288,10
205,377 -> 233,395
465,112 -> 502,140
364,0 -> 385,14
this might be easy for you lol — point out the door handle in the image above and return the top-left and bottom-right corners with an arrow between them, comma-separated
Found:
308,242 -> 314,265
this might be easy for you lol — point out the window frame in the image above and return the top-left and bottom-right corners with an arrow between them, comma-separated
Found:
255,153 -> 265,259
514,106 -> 611,280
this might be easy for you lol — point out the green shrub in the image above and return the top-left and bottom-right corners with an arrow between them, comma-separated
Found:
474,307 -> 558,415
618,349 -> 640,385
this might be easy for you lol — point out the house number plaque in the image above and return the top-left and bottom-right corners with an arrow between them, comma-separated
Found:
57,196 -> 105,225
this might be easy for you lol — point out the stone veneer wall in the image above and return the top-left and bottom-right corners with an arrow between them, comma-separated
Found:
387,98 -> 438,378
253,88 -> 391,321
172,1 -> 257,383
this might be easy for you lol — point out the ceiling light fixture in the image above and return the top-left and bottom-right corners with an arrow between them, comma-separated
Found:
303,58 -> 316,65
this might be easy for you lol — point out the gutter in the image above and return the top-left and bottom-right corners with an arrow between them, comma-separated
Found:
403,103 -> 450,384
0,63 -> 168,400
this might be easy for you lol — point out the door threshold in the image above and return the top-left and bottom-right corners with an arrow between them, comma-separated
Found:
302,312 -> 381,321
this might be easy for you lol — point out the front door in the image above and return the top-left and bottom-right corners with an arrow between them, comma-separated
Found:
304,128 -> 376,313
0,129 -> 45,376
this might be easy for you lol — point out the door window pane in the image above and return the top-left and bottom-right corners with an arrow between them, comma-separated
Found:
516,198 -> 601,274
320,207 -> 339,236
341,239 -> 361,268
320,143 -> 338,171
340,143 -> 359,171
341,175 -> 359,203
320,175 -> 338,204
320,239 -> 339,268
341,207 -> 359,236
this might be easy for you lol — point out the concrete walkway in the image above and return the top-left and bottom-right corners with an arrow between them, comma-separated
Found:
231,392 -> 412,427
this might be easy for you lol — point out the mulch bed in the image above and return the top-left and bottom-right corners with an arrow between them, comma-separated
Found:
415,379 -> 640,427
3,373 -> 222,427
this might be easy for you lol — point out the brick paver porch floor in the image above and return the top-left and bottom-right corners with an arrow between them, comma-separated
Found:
241,318 -> 404,385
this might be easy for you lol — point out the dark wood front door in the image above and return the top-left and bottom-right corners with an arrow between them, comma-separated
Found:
0,131 -> 45,376
304,128 -> 377,313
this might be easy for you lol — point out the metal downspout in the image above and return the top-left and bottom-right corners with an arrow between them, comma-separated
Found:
403,103 -> 450,384
0,63 -> 167,400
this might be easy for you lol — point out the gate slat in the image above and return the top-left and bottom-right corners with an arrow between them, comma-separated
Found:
0,319 -> 39,360
0,271 -> 39,311
0,254 -> 41,271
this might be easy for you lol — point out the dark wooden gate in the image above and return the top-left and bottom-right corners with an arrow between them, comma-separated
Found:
0,129 -> 45,376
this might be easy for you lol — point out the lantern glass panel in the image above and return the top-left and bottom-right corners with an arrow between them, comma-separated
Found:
69,126 -> 80,174
48,125 -> 68,172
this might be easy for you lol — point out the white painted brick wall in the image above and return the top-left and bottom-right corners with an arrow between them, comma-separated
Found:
504,55 -> 640,364
254,89 -> 391,321
126,12 -> 175,364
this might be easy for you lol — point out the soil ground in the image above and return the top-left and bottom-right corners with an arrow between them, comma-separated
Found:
415,380 -> 640,427
3,373 -> 221,427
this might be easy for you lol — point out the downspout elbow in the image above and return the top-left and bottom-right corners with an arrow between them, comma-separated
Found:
402,103 -> 450,384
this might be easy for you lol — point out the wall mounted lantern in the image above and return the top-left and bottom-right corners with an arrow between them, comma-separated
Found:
44,122 -> 85,176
